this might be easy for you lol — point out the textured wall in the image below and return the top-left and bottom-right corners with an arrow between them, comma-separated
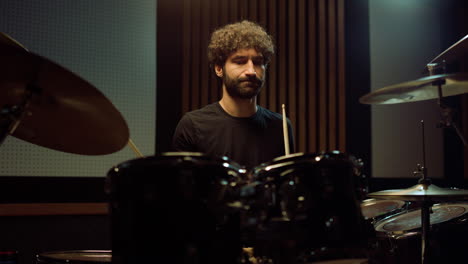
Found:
0,0 -> 156,177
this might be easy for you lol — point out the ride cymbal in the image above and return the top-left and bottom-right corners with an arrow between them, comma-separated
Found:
368,183 -> 468,202
0,32 -> 129,155
359,73 -> 468,104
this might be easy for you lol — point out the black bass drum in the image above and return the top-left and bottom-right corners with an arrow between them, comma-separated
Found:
106,152 -> 245,264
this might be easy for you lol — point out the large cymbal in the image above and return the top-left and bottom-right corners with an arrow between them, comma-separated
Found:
359,73 -> 468,104
0,33 -> 129,155
368,183 -> 468,202
429,34 -> 468,65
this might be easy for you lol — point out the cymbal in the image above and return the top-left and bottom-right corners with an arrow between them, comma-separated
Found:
0,32 -> 28,50
368,183 -> 468,202
359,73 -> 468,104
429,34 -> 468,65
0,33 -> 129,155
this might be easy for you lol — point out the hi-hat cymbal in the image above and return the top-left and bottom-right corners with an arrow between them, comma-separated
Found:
429,34 -> 468,65
0,33 -> 129,155
359,73 -> 468,104
368,183 -> 468,202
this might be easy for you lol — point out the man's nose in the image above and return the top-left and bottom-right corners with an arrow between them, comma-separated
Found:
245,60 -> 256,76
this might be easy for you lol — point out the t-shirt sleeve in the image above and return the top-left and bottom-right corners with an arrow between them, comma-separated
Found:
171,114 -> 198,152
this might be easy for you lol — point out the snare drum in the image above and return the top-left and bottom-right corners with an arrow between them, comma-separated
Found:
370,203 -> 468,264
244,152 -> 374,263
107,152 -> 244,264
36,250 -> 111,264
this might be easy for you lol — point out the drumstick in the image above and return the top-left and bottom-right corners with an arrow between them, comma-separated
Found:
128,138 -> 144,158
282,104 -> 290,156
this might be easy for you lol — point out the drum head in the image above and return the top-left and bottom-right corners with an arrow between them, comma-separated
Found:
37,250 -> 111,264
360,199 -> 406,220
375,203 -> 468,232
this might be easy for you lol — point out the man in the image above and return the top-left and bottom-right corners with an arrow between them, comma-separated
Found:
172,20 -> 294,169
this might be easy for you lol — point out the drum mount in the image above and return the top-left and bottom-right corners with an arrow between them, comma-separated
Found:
0,83 -> 37,147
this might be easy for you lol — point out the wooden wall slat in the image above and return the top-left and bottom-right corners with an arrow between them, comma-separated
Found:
180,0 -> 347,156
249,0 -> 258,21
258,0 -> 268,108
200,0 -> 210,107
328,0 -> 337,150
220,1 -> 229,26
308,0 -> 318,152
230,0 -> 239,22
209,0 -> 220,102
278,0 -> 287,114
298,0 -> 307,153
338,0 -> 346,151
190,0 -> 201,110
267,1 -> 278,112
288,0 -> 297,150
318,0 -> 328,151
182,0 -> 191,114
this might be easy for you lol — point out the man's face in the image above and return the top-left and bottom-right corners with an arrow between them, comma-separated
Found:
218,48 -> 266,99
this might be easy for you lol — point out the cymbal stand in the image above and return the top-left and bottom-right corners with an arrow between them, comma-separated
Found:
414,120 -> 433,264
427,62 -> 467,146
0,84 -> 36,147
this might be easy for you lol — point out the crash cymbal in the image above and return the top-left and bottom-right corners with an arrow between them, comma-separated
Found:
0,33 -> 129,155
359,73 -> 468,104
0,32 -> 28,50
429,34 -> 468,65
368,183 -> 468,202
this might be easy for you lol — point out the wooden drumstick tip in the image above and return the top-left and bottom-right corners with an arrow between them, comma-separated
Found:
128,138 -> 144,158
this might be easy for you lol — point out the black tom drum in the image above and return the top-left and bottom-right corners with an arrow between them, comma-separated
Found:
243,151 -> 374,263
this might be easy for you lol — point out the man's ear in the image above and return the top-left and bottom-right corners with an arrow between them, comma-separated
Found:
214,65 -> 223,77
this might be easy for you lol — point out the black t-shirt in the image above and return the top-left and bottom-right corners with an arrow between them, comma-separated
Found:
172,102 -> 294,169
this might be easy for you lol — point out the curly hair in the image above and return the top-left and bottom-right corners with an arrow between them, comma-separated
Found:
208,20 -> 275,68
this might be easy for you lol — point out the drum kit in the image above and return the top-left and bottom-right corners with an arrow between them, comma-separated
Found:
1,30 -> 468,264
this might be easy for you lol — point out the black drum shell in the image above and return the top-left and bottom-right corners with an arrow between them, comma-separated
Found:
245,152 -> 374,262
106,152 -> 244,264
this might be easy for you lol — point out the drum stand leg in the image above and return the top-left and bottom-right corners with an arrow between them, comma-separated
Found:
421,200 -> 433,264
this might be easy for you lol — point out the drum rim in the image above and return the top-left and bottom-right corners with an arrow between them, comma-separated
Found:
109,152 -> 244,173
251,151 -> 358,177
360,199 -> 407,220
37,250 -> 111,263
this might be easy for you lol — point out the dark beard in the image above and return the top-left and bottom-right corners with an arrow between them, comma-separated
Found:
223,74 -> 264,99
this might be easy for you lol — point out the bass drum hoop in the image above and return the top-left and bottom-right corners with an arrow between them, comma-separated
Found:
36,250 -> 111,264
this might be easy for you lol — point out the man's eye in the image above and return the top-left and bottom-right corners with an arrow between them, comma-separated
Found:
233,60 -> 246,64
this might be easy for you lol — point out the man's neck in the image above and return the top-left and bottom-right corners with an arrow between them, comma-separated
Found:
219,94 -> 257,117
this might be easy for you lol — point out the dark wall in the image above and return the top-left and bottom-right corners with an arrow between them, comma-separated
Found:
440,0 -> 468,183
156,0 -> 183,153
345,0 -> 371,179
